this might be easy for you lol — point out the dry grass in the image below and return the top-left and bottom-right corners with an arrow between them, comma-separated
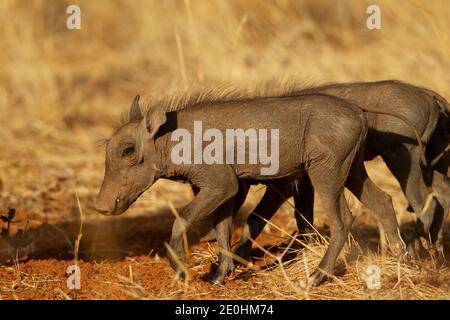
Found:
258,226 -> 450,300
0,0 -> 449,300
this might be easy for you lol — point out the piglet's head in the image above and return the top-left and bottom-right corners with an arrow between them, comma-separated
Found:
94,95 -> 166,215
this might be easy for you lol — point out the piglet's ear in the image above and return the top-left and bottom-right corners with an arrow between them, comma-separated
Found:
143,108 -> 167,140
129,95 -> 142,121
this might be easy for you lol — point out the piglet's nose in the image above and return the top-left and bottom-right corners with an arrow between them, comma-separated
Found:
93,198 -> 114,215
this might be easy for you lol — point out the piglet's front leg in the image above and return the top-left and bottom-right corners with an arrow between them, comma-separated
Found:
167,174 -> 239,280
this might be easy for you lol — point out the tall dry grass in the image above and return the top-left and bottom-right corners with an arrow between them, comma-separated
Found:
0,0 -> 448,215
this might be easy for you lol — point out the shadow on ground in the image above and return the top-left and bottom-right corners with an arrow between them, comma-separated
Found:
1,208 -> 449,270
0,209 -> 176,263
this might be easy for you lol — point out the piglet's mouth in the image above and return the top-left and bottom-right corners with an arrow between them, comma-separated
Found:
93,196 -> 125,216
112,188 -> 148,215
95,179 -> 154,216
112,196 -> 121,214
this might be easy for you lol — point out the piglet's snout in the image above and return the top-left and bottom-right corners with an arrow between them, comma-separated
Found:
93,192 -> 121,215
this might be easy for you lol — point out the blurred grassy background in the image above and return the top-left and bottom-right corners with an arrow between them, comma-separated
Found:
0,0 -> 448,225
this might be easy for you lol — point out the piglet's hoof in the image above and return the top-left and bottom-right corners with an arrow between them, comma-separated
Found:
210,276 -> 226,286
168,257 -> 190,281
210,264 -> 235,285
299,269 -> 330,289
388,242 -> 407,258
209,270 -> 230,285
405,242 -> 418,260
172,268 -> 192,282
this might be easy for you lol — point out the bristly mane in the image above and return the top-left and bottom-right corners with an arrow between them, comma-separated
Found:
115,78 -> 318,130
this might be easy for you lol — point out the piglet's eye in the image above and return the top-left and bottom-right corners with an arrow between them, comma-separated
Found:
121,146 -> 135,157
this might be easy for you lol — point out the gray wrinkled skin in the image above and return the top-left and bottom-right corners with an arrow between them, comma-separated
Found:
95,93 -> 368,286
236,80 -> 450,262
